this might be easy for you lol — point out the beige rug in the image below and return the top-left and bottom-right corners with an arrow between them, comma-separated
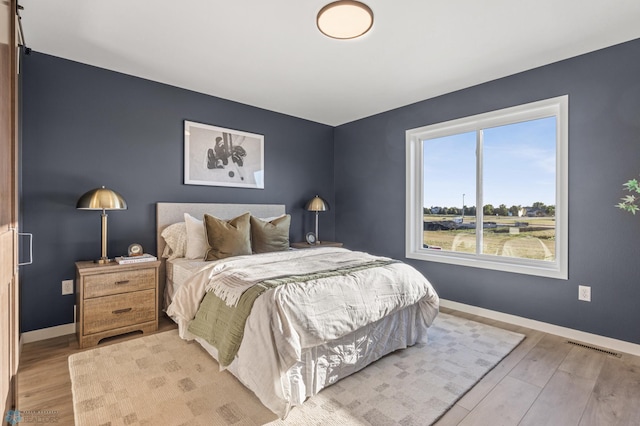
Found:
69,312 -> 524,425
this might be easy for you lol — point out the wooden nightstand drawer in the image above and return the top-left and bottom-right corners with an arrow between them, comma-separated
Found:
84,267 -> 156,299
76,260 -> 160,348
83,289 -> 156,335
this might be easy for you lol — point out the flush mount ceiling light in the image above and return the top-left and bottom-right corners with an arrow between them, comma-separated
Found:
317,1 -> 374,40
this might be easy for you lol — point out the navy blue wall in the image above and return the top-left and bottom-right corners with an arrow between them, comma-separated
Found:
21,52 -> 335,332
21,39 -> 640,345
334,38 -> 640,345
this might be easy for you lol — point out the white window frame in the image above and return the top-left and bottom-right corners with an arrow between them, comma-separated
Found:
406,95 -> 568,279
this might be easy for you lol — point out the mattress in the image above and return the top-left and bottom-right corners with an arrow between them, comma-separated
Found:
164,258 -> 209,309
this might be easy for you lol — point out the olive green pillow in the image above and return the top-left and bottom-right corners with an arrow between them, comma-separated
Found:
250,214 -> 291,253
203,212 -> 252,260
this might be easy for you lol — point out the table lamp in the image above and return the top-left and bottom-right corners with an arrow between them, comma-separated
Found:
76,186 -> 127,264
305,195 -> 329,244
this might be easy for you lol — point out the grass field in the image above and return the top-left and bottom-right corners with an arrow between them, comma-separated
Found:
424,215 -> 555,260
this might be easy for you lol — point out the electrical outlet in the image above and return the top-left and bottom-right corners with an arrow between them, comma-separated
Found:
578,285 -> 591,302
62,279 -> 74,295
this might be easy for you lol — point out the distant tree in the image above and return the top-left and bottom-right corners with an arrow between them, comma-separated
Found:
532,201 -> 546,210
483,204 -> 495,215
496,204 -> 509,216
509,205 -> 521,216
545,205 -> 555,216
466,206 -> 476,216
447,207 -> 459,215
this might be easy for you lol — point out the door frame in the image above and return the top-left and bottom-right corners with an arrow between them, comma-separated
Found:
1,0 -> 19,419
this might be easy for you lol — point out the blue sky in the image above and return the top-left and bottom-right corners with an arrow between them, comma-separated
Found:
423,117 -> 556,209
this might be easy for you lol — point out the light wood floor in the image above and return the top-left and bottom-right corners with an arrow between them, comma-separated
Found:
16,309 -> 640,425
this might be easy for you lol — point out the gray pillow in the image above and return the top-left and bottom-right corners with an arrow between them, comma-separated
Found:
204,212 -> 252,260
250,214 -> 291,253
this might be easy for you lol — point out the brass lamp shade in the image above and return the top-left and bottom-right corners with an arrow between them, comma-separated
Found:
76,186 -> 127,210
305,195 -> 329,213
76,186 -> 127,264
305,195 -> 329,243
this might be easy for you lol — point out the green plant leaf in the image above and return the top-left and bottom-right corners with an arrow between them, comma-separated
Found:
617,176 -> 640,215
623,179 -> 640,193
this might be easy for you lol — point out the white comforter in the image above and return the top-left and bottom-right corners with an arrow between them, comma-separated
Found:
166,247 -> 439,416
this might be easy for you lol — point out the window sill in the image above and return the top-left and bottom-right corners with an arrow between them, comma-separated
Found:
406,248 -> 567,280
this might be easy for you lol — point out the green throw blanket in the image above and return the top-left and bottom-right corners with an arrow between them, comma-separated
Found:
188,259 -> 395,367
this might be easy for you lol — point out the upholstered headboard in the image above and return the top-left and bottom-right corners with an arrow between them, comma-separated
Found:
155,202 -> 286,311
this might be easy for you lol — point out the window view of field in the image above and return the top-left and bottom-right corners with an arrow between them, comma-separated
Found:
423,210 -> 555,261
422,116 -> 557,262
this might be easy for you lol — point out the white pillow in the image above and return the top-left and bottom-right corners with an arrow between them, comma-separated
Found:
160,222 -> 187,259
259,214 -> 286,222
184,213 -> 208,259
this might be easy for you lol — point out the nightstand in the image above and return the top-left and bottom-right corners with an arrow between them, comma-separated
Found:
291,241 -> 343,249
75,260 -> 161,348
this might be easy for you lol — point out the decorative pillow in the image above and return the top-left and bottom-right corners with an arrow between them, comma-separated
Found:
250,214 -> 291,253
259,215 -> 285,222
184,213 -> 208,260
160,222 -> 187,259
204,212 -> 252,260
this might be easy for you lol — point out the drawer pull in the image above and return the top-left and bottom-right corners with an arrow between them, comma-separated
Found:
112,308 -> 132,315
115,280 -> 130,285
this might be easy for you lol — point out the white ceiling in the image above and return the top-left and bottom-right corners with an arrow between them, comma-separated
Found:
19,0 -> 640,126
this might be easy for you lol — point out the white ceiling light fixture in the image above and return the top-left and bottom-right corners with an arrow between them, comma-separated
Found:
317,1 -> 374,40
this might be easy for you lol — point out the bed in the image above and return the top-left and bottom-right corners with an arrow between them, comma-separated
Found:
156,202 -> 439,418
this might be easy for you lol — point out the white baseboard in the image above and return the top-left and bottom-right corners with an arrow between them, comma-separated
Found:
21,322 -> 75,344
440,299 -> 640,357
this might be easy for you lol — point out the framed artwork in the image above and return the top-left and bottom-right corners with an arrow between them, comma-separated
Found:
184,120 -> 264,189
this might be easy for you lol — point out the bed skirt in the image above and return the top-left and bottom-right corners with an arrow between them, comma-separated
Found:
195,303 -> 428,418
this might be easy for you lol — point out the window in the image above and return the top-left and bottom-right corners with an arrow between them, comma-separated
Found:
406,96 -> 568,279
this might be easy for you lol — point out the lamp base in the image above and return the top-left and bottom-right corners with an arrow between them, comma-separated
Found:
95,258 -> 111,264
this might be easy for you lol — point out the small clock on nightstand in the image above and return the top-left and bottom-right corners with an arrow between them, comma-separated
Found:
305,232 -> 316,245
128,243 -> 143,257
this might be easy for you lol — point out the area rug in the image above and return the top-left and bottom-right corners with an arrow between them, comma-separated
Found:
69,312 -> 524,425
